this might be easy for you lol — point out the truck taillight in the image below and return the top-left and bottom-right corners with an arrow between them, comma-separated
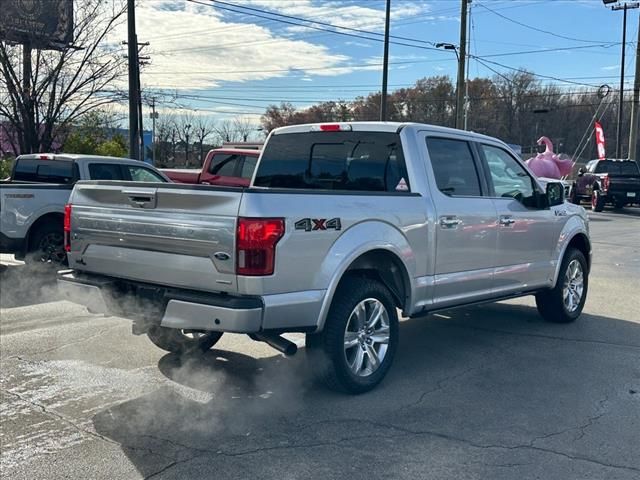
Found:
236,218 -> 284,276
602,174 -> 610,191
64,204 -> 72,252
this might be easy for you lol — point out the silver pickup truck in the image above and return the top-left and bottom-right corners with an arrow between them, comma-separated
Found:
0,154 -> 168,263
58,122 -> 591,393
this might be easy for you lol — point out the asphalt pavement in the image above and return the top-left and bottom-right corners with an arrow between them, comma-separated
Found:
1,208 -> 639,480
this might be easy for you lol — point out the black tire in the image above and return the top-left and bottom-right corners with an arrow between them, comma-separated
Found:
306,276 -> 399,394
591,190 -> 605,212
27,221 -> 67,265
147,326 -> 222,354
569,189 -> 580,205
535,248 -> 588,324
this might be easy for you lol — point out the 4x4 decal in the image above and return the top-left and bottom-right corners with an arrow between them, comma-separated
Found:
295,218 -> 342,232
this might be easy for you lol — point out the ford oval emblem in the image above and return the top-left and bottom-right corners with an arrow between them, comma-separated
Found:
213,252 -> 230,261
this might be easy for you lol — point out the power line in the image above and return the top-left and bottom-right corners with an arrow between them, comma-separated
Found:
476,3 -> 614,44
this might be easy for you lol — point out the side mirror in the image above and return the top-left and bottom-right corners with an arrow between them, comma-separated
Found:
546,182 -> 564,207
577,167 -> 585,177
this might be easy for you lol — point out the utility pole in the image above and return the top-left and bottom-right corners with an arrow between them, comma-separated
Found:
456,0 -> 469,130
380,0 -> 391,121
185,123 -> 191,167
149,98 -> 158,165
127,0 -> 139,161
137,43 -> 149,162
22,41 -> 34,153
464,1 -> 472,130
629,10 -> 640,162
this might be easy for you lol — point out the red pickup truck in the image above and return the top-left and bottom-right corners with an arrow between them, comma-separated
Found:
161,148 -> 260,187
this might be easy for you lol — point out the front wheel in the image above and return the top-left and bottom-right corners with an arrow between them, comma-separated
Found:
147,326 -> 223,354
535,248 -> 588,323
306,276 -> 399,394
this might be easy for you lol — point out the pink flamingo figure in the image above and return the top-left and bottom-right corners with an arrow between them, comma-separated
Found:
525,136 -> 574,179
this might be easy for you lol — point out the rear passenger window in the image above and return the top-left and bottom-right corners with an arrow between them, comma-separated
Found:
209,154 -> 241,176
89,163 -> 123,181
13,159 -> 75,183
426,138 -> 482,196
254,131 -> 409,192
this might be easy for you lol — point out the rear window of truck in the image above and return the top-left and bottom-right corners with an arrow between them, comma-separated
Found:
254,131 -> 410,192
594,161 -> 640,175
13,159 -> 76,183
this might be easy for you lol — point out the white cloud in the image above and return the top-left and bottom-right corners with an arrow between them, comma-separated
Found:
601,64 -> 620,71
106,0 -> 433,91
109,0 -> 356,90
245,0 -> 429,31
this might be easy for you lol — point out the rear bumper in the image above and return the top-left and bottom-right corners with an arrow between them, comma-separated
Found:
57,270 -> 323,333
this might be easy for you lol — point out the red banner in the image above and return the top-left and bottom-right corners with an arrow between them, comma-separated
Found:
594,121 -> 606,160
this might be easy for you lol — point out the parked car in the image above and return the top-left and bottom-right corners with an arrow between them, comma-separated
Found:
0,154 -> 169,263
571,159 -> 640,211
161,148 -> 260,187
58,122 -> 590,393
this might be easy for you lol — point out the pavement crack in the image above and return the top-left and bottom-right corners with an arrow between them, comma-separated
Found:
5,326 -> 121,359
401,365 -> 477,409
4,390 -> 119,446
530,394 -> 611,445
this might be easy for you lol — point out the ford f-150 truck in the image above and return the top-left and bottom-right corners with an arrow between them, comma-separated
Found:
58,122 -> 591,393
0,154 -> 169,263
571,159 -> 640,211
161,148 -> 260,187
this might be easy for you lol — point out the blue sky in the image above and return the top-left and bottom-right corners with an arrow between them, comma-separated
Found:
121,0 -> 639,124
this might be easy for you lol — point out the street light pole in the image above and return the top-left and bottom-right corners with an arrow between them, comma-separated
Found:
380,0 -> 391,121
615,3 -> 628,159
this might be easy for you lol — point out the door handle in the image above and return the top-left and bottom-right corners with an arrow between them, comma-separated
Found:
439,216 -> 462,229
499,216 -> 516,227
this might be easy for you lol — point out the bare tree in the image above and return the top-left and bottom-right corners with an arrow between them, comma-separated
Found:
192,115 -> 215,167
154,113 -> 176,166
213,119 -> 237,144
175,113 -> 195,167
0,0 -> 127,154
233,116 -> 257,142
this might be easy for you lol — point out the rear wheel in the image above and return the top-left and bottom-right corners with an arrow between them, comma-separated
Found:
306,276 -> 399,394
535,247 -> 588,323
569,189 -> 580,205
591,190 -> 605,212
27,221 -> 67,265
147,326 -> 223,354
613,197 -> 625,210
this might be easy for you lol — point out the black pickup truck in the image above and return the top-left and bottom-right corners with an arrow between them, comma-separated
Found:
571,159 -> 640,211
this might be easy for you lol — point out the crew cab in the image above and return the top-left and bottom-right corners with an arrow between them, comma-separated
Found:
571,159 -> 640,211
0,154 -> 169,263
161,148 -> 260,187
58,122 -> 591,393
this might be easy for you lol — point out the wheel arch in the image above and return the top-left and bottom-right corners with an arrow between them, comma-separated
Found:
315,238 -> 415,333
552,230 -> 591,287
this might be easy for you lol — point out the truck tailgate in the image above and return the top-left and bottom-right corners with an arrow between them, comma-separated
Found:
68,182 -> 242,293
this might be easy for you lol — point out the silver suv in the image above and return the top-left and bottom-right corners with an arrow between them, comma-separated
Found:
58,122 -> 591,393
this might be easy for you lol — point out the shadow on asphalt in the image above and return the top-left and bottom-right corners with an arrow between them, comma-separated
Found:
92,302 -> 640,478
0,262 -> 60,309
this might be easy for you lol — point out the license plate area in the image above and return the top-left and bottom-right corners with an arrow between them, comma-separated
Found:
627,192 -> 635,197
